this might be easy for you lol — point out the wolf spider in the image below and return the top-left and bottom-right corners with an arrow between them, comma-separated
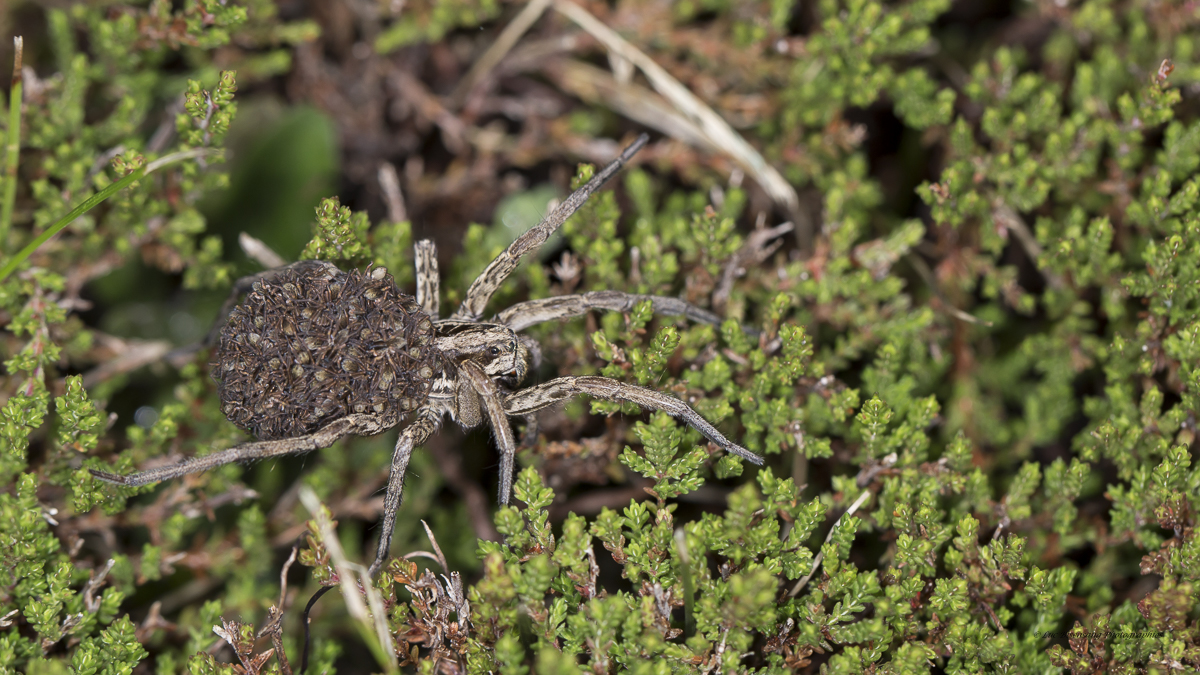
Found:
92,134 -> 763,577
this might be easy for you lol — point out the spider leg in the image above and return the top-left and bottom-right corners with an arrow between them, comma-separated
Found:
503,376 -> 764,465
451,133 -> 650,321
459,361 -> 520,505
496,290 -> 724,331
89,413 -> 387,487
415,239 -> 440,317
368,406 -> 443,577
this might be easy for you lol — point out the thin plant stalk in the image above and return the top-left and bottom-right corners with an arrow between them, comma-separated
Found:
298,487 -> 399,674
674,528 -> 696,638
1,37 -> 23,246
0,148 -> 213,282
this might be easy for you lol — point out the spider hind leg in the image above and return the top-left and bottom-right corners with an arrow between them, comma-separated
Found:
89,414 -> 388,487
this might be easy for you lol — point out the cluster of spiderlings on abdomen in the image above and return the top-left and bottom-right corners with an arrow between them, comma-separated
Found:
213,260 -> 438,440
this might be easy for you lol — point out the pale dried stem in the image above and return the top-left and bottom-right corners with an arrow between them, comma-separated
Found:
377,162 -> 407,224
449,0 -> 552,108
553,1 -> 800,220
787,489 -> 872,598
239,232 -> 287,269
421,520 -> 450,574
906,253 -> 993,327
994,201 -> 1065,291
299,487 -> 398,673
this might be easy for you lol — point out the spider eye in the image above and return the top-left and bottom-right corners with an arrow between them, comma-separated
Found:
489,346 -> 500,356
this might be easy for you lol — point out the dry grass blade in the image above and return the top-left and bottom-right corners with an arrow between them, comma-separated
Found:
377,162 -> 407,224
238,232 -> 286,270
449,0 -> 552,108
552,1 -> 800,218
298,487 -> 398,673
787,489 -> 872,598
552,59 -> 716,152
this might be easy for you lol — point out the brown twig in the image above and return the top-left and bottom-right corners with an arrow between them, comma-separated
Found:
214,619 -> 275,675
419,520 -> 451,574
549,479 -> 735,519
63,216 -> 167,302
906,253 -> 993,327
256,545 -> 299,675
269,473 -> 389,548
1,36 -> 22,245
387,69 -> 468,155
80,335 -> 176,389
993,201 -> 1065,291
713,218 -> 793,310
134,601 -> 176,643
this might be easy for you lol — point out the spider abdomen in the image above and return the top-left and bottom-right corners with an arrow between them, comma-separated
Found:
213,260 -> 438,440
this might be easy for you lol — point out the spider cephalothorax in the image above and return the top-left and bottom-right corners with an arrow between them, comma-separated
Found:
92,134 -> 764,577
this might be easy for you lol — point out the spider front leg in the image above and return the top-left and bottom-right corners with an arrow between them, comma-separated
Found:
503,376 -> 763,465
496,290 -> 726,332
451,133 -> 650,322
458,360 -> 521,505
369,406 -> 442,577
89,413 -> 387,487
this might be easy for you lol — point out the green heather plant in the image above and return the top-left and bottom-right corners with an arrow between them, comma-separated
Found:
2,1 -> 1199,674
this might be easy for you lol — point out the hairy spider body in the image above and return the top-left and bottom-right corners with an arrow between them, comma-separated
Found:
92,134 -> 764,577
214,261 -> 438,439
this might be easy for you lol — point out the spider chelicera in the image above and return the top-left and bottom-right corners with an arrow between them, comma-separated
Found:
91,134 -> 764,577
